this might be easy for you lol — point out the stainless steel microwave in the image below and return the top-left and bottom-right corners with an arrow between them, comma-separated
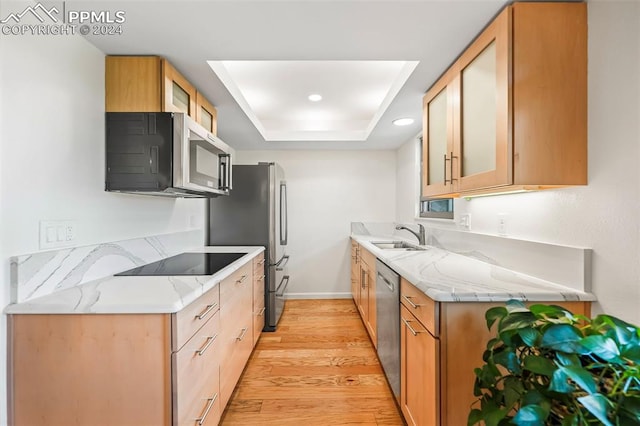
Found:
105,112 -> 232,197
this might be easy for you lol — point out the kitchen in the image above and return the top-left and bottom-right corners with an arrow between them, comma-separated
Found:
1,0 -> 639,425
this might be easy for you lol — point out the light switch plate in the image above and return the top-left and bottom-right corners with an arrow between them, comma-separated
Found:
40,220 -> 76,250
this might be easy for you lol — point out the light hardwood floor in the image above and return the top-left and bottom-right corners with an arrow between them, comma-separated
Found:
220,299 -> 405,425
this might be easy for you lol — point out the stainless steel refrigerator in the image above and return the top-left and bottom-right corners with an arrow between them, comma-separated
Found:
207,162 -> 289,331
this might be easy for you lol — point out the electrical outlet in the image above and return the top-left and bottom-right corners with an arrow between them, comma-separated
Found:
40,220 -> 76,250
459,214 -> 471,230
497,213 -> 509,236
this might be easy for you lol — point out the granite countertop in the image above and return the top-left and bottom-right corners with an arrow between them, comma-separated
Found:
351,235 -> 595,303
4,246 -> 264,315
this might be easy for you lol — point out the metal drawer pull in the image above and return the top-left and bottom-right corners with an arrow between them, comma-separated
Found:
237,274 -> 248,284
258,275 -> 265,281
195,303 -> 218,320
258,258 -> 265,265
402,295 -> 425,309
236,327 -> 248,341
257,307 -> 266,316
195,334 -> 218,356
196,393 -> 218,425
402,318 -> 426,337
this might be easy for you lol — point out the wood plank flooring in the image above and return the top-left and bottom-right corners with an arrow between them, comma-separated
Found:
220,299 -> 405,425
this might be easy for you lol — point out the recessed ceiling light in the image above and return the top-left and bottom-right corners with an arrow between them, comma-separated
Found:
308,94 -> 322,102
393,118 -> 414,126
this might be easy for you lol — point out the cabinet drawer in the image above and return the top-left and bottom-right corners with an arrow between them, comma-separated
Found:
219,312 -> 253,409
360,246 -> 376,268
220,263 -> 252,306
173,285 -> 220,351
253,252 -> 266,278
400,278 -> 439,336
253,292 -> 265,345
173,311 -> 221,426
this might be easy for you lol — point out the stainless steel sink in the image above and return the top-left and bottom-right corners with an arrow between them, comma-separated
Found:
370,241 -> 427,251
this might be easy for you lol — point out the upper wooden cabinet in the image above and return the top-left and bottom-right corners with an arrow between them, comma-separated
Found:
105,56 -> 218,135
422,2 -> 587,198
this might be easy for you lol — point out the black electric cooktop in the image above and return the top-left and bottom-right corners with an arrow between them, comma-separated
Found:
115,252 -> 246,276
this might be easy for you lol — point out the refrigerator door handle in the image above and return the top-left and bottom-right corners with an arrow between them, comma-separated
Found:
280,182 -> 288,245
273,254 -> 289,269
276,275 -> 290,297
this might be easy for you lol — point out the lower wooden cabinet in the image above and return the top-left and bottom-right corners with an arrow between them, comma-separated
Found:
401,304 -> 439,426
252,252 -> 266,345
399,278 -> 592,426
351,240 -> 377,348
173,311 -> 221,425
218,262 -> 254,408
8,254 -> 264,426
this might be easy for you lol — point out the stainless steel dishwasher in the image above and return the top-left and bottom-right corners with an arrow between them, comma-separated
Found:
376,259 -> 400,400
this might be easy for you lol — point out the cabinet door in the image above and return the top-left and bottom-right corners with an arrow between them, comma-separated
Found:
196,91 -> 218,135
365,263 -> 377,348
455,7 -> 511,192
350,242 -> 360,301
162,60 -> 197,117
253,254 -> 266,345
401,305 -> 439,426
357,261 -> 369,321
422,70 -> 457,197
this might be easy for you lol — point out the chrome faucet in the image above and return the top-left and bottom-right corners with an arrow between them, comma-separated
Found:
395,223 -> 426,246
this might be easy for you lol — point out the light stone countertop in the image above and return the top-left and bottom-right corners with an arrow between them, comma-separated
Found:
351,235 -> 595,303
4,246 -> 264,314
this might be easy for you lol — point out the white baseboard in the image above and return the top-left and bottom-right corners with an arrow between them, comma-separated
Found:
284,292 -> 352,300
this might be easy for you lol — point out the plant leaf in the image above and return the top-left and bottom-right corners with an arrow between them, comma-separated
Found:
500,312 -> 537,333
577,394 -> 614,426
593,314 -> 636,345
549,367 -> 573,393
556,352 -> 580,367
523,355 -> 556,377
541,324 -> 584,353
467,408 -> 483,426
503,376 -> 525,409
561,414 -> 579,426
513,405 -> 546,426
529,304 -> 572,319
486,307 -> 508,330
518,327 -> 541,347
494,350 -> 521,374
506,299 -> 527,313
580,335 -> 622,362
620,395 -> 640,418
484,407 -> 510,426
561,365 -> 597,394
621,343 -> 640,363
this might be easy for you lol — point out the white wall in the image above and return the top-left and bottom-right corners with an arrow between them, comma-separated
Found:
236,150 -> 396,297
395,1 -> 640,324
0,34 -> 207,424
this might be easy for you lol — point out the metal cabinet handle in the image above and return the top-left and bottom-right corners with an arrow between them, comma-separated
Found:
236,327 -> 248,341
402,318 -> 425,337
450,151 -> 458,183
195,334 -> 217,356
195,303 -> 217,321
402,295 -> 424,309
237,274 -> 248,284
256,307 -> 266,316
258,275 -> 265,281
444,153 -> 450,184
196,393 -> 218,425
258,258 -> 266,265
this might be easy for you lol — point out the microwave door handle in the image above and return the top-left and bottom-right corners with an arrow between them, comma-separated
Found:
280,182 -> 287,245
226,154 -> 232,191
219,154 -> 231,191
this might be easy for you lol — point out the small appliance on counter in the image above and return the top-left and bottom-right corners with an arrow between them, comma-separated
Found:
208,162 -> 289,331
105,112 -> 232,197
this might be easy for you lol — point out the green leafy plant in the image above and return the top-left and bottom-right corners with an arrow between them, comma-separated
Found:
468,300 -> 640,426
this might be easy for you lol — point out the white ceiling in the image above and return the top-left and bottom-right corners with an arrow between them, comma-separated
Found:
208,60 -> 418,141
75,0 -> 513,150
